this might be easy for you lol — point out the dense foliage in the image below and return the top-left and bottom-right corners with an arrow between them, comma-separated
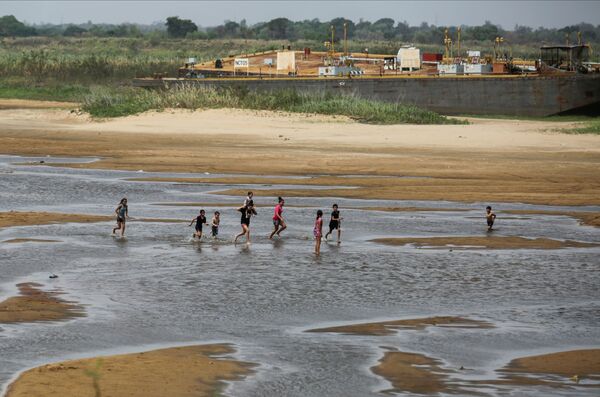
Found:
2,14 -> 598,47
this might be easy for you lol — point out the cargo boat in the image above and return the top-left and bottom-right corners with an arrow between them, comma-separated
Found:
133,45 -> 600,117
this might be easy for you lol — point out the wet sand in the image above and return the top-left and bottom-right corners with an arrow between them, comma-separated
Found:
372,351 -> 451,394
2,238 -> 60,244
5,344 -> 255,397
502,349 -> 600,378
1,102 -> 599,206
0,283 -> 84,324
505,210 -> 600,227
0,211 -> 185,229
372,236 -> 600,250
307,316 -> 493,336
0,211 -> 112,228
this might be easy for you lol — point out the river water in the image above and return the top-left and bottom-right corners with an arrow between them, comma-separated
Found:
0,155 -> 599,396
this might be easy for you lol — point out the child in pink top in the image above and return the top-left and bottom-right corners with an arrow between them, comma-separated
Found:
314,210 -> 323,255
269,196 -> 287,239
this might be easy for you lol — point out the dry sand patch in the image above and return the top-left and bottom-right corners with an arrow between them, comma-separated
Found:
5,344 -> 255,397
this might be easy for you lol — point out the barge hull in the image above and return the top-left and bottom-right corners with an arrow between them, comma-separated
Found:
133,74 -> 600,117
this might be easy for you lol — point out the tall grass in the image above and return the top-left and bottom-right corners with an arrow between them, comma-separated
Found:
566,119 -> 600,134
81,85 -> 466,124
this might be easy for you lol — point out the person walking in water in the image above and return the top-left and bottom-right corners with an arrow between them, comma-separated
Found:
189,209 -> 209,239
324,203 -> 342,243
269,197 -> 287,239
112,198 -> 129,237
211,211 -> 220,239
235,200 -> 257,244
314,210 -> 323,255
486,206 -> 497,231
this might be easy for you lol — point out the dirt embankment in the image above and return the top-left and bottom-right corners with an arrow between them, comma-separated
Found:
5,344 -> 255,397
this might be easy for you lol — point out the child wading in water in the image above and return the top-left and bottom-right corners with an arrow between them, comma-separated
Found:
211,211 -> 220,238
189,209 -> 209,239
112,198 -> 129,237
314,210 -> 323,255
486,206 -> 497,231
324,203 -> 342,243
235,200 -> 257,244
269,197 -> 287,239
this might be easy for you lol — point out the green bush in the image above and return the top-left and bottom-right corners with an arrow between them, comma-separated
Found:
81,85 -> 466,125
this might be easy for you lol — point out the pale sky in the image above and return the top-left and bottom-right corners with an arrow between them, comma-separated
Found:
3,1 -> 600,28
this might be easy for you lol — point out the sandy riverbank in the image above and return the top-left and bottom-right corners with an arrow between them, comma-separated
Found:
5,344 -> 255,397
0,283 -> 84,324
1,100 -> 600,206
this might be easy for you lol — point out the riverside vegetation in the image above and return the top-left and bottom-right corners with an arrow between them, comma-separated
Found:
81,85 -> 464,124
0,36 -> 597,129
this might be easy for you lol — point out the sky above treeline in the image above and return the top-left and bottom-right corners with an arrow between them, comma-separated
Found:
4,1 -> 600,28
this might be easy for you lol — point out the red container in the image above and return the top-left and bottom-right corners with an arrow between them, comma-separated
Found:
422,53 -> 443,62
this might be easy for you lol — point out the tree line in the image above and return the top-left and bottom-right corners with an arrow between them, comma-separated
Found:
2,14 -> 599,46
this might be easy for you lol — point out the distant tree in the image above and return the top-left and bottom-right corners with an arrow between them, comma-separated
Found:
165,16 -> 198,38
467,21 -> 502,42
0,15 -> 37,37
264,17 -> 295,39
63,25 -> 87,37
372,18 -> 396,39
329,18 -> 355,40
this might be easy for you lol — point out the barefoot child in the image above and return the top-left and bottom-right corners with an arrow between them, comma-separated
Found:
314,210 -> 323,255
486,206 -> 496,231
324,204 -> 342,243
189,209 -> 209,239
112,198 -> 129,237
211,211 -> 220,238
269,197 -> 287,239
235,201 -> 257,244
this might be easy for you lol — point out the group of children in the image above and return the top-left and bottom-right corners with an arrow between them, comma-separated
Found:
112,192 -> 497,255
111,191 -> 342,254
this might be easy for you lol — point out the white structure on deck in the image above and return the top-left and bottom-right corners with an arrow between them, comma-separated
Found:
397,47 -> 421,70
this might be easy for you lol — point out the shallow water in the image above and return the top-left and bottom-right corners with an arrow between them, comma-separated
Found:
1,155 -> 599,396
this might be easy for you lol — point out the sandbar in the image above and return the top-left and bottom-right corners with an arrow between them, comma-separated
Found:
0,211 -> 112,228
3,238 -> 60,244
502,349 -> 600,378
307,316 -> 493,336
372,351 -> 451,394
1,103 -> 599,206
372,236 -> 599,250
505,210 -> 600,228
5,344 -> 255,397
0,282 -> 84,324
0,211 -> 185,229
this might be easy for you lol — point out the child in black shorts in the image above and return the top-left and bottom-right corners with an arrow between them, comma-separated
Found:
189,209 -> 209,239
325,204 -> 342,243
